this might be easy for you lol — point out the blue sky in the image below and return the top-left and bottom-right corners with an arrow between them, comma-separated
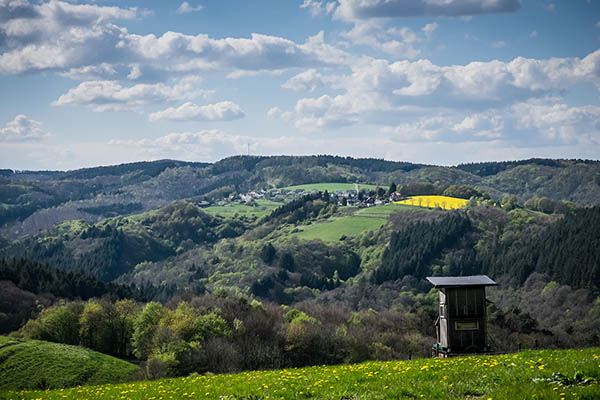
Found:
0,0 -> 599,170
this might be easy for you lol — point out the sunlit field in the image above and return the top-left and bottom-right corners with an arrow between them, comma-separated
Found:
295,203 -> 412,242
395,195 -> 468,210
5,348 -> 599,400
202,199 -> 282,218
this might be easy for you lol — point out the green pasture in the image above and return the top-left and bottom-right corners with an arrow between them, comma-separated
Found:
5,348 -> 599,399
0,337 -> 139,392
355,203 -> 414,217
295,203 -> 412,242
295,216 -> 386,241
202,199 -> 282,218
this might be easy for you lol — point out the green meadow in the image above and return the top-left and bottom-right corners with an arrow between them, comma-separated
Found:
0,336 -> 139,392
4,348 -> 599,399
295,203 -> 413,242
202,199 -> 282,218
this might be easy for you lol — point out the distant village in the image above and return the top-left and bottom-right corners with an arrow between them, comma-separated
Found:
199,185 -> 405,209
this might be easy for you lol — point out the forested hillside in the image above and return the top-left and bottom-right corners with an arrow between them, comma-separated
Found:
2,156 -> 599,238
1,156 -> 599,377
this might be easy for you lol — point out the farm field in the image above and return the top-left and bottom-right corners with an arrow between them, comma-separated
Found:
202,199 -> 282,218
4,348 -> 599,399
295,203 -> 412,242
355,203 -> 415,217
0,336 -> 139,392
396,195 -> 468,210
282,183 -> 379,193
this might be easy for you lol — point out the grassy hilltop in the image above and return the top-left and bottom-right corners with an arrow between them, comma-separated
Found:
3,348 -> 599,400
0,336 -> 139,392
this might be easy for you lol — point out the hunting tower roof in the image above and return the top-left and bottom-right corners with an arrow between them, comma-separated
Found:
426,275 -> 497,288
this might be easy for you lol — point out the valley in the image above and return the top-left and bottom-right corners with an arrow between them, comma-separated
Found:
0,155 -> 599,392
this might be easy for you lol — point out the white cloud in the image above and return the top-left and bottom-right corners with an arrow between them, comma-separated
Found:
59,63 -> 117,80
381,115 -> 453,141
300,0 -> 335,17
275,50 -> 600,135
282,69 -> 327,92
379,100 -> 599,147
103,111 -> 599,166
0,0 -> 40,23
334,0 -> 520,21
0,0 -> 138,74
52,77 -> 212,112
340,20 -> 421,58
108,130 -> 248,161
492,40 -> 507,48
422,22 -> 439,39
511,102 -> 600,143
225,69 -> 285,79
267,107 -> 281,119
452,112 -> 504,138
149,101 -> 245,122
266,107 -> 293,121
0,2 -> 353,77
0,114 -> 50,142
176,2 -> 203,14
127,63 -> 142,80
530,30 -> 538,38
120,30 -> 354,74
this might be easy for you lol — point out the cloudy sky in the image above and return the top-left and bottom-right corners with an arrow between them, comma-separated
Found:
1,0 -> 599,170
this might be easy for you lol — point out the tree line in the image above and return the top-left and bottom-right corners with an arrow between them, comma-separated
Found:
374,204 -> 600,292
16,294 -> 435,379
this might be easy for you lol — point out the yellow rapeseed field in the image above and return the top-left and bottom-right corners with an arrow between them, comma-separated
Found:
395,195 -> 468,210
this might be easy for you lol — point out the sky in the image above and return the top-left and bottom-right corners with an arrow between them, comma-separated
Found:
0,0 -> 599,170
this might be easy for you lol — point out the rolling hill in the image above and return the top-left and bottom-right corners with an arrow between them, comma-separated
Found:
2,156 -> 599,239
0,336 -> 139,391
1,156 -> 599,377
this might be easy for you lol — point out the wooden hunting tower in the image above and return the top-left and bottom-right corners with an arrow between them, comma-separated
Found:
427,275 -> 497,357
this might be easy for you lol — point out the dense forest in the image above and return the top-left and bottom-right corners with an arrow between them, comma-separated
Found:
1,155 -> 599,377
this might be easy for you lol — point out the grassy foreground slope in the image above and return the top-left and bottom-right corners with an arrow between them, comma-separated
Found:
5,348 -> 599,400
0,336 -> 139,392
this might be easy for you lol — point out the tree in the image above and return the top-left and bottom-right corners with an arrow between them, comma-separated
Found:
500,194 -> 519,210
113,299 -> 138,357
133,302 -> 166,359
279,252 -> 295,272
171,301 -> 198,342
26,304 -> 80,345
388,182 -> 397,195
443,185 -> 481,200
79,300 -> 105,351
260,243 -> 277,264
